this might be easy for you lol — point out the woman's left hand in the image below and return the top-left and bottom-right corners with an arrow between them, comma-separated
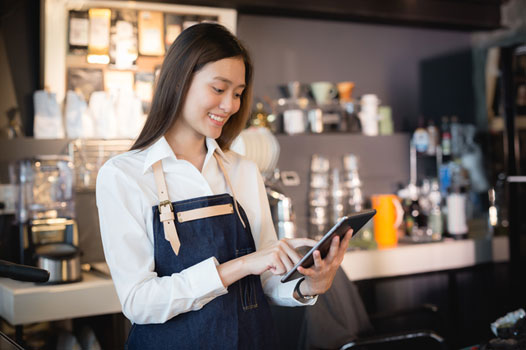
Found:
296,229 -> 353,296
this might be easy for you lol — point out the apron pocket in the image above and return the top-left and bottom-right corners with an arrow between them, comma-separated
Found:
236,247 -> 259,311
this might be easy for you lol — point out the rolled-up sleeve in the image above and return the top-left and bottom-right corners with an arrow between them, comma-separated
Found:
96,161 -> 228,324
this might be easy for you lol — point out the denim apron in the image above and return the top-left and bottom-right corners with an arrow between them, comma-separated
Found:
126,152 -> 278,350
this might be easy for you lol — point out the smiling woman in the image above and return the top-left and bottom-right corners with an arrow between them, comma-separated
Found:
96,22 -> 353,350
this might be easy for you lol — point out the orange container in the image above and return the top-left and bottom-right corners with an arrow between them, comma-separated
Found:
371,194 -> 404,248
337,81 -> 355,102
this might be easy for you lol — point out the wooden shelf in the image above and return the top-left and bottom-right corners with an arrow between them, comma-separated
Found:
66,54 -> 164,73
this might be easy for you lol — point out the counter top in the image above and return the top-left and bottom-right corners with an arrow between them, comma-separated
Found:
0,272 -> 120,326
0,236 -> 509,326
341,235 -> 509,281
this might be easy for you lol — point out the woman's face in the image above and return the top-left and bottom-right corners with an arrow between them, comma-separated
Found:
178,57 -> 246,140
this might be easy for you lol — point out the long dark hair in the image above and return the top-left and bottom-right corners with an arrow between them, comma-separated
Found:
131,23 -> 253,151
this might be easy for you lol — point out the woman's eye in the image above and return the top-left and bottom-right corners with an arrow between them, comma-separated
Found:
234,93 -> 242,99
213,87 -> 224,93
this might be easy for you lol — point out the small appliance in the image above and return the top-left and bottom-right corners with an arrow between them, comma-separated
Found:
17,155 -> 81,284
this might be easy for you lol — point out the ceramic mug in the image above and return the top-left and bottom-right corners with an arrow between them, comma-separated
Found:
358,111 -> 379,136
337,81 -> 355,102
371,194 -> 404,247
358,94 -> 380,136
310,82 -> 337,106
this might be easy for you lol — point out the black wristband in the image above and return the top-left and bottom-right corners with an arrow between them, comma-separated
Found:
294,277 -> 315,301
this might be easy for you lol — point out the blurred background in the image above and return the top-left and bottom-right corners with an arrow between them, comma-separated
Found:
0,0 -> 525,349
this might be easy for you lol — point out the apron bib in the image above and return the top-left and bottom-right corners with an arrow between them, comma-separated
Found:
126,153 -> 278,350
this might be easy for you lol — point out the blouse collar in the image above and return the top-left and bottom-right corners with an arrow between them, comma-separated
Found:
142,136 -> 229,174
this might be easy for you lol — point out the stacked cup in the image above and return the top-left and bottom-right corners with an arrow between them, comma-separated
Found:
308,154 -> 330,240
358,94 -> 380,136
330,168 -> 347,225
343,154 -> 364,213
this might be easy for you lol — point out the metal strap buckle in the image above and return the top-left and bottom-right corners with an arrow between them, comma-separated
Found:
158,200 -> 173,213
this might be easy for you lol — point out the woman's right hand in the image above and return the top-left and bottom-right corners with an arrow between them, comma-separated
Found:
242,238 -> 317,276
217,238 -> 316,288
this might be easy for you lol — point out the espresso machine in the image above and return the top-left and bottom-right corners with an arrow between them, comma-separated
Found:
16,155 -> 81,284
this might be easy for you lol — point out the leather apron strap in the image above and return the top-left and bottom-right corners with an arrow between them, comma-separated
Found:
152,161 -> 181,255
152,150 -> 246,255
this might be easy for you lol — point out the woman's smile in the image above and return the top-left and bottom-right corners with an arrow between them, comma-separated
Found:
207,112 -> 227,125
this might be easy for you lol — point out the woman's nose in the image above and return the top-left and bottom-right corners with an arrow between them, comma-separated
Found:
219,95 -> 236,113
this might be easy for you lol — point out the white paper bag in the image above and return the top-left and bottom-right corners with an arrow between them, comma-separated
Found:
89,91 -> 117,139
114,90 -> 145,139
65,90 -> 95,138
33,90 -> 65,139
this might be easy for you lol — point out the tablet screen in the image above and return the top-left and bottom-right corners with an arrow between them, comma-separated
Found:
280,209 -> 376,283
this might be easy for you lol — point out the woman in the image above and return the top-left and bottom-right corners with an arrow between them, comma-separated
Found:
96,23 -> 353,350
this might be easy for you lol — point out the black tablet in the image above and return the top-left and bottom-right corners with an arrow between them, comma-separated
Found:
280,209 -> 376,283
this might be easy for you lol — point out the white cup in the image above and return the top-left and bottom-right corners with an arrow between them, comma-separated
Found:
283,109 -> 306,135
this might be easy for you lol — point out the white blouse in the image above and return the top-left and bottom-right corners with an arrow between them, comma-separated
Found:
96,136 -> 313,324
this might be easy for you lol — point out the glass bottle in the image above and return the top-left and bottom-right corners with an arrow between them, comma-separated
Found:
426,119 -> 439,156
413,117 -> 429,154
427,179 -> 443,240
441,116 -> 451,157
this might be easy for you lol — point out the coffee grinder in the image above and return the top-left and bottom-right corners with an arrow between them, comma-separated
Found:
17,155 -> 81,283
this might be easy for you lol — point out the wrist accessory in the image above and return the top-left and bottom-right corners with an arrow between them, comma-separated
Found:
294,277 -> 315,301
